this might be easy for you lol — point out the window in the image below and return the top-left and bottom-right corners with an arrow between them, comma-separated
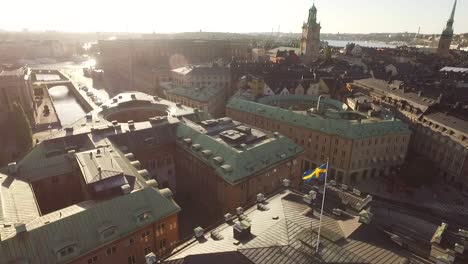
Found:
159,239 -> 167,249
137,211 -> 151,223
144,247 -> 152,255
100,226 -> 118,240
128,255 -> 136,264
106,246 -> 117,256
57,245 -> 77,259
52,176 -> 59,183
335,139 -> 339,145
142,230 -> 151,239
87,256 -> 98,264
129,238 -> 135,245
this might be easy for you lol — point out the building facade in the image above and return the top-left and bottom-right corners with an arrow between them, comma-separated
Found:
300,3 -> 321,63
227,95 -> 411,185
166,86 -> 225,117
171,64 -> 230,90
174,117 -> 304,227
437,0 -> 457,57
0,67 -> 35,120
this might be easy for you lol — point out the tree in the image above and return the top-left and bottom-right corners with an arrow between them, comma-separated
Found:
12,101 -> 33,154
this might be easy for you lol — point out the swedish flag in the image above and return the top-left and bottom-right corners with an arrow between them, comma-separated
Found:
303,163 -> 327,182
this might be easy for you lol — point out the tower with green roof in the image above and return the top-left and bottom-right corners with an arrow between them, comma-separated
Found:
300,2 -> 321,63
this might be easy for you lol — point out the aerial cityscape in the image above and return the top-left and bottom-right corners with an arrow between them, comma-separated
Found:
1,0 -> 468,263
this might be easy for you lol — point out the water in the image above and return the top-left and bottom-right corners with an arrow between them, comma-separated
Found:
48,85 -> 86,126
325,40 -> 397,48
36,74 -> 61,82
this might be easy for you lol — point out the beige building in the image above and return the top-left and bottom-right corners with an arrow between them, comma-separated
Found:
171,64 -> 230,89
166,86 -> 225,117
351,78 -> 468,191
227,94 -> 411,184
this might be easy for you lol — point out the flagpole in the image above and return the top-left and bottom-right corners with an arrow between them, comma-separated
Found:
315,157 -> 329,254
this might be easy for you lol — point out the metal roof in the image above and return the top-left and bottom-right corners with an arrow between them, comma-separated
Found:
0,187 -> 180,263
176,121 -> 304,185
227,98 -> 411,140
165,190 -> 421,264
440,67 -> 468,73
0,172 -> 40,240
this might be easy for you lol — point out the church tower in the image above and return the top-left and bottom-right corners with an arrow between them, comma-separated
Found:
437,0 -> 457,57
300,2 -> 321,63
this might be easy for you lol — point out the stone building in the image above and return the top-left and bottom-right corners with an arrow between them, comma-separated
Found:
300,3 -> 321,63
0,67 -> 35,121
174,117 -> 304,227
171,64 -> 230,90
351,78 -> 468,191
166,86 -> 225,117
227,94 -> 411,185
437,0 -> 457,57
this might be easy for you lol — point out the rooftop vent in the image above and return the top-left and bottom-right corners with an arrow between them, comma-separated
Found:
233,220 -> 251,241
341,184 -> 348,191
130,160 -> 141,169
224,213 -> 235,222
221,164 -> 233,173
65,127 -> 73,133
202,149 -> 213,157
130,94 -> 137,100
145,252 -> 157,264
138,169 -> 150,179
15,223 -> 27,234
112,120 -> 118,126
8,162 -> 18,174
273,132 -> 280,138
176,102 -> 182,108
353,188 -> 362,196
235,207 -> 244,215
153,96 -> 160,101
183,138 -> 192,145
146,179 -> 158,188
118,95 -> 123,99
128,120 -> 135,129
329,180 -> 337,186
212,156 -> 224,165
194,226 -> 204,239
192,144 -> 202,151
124,153 -> 135,160
256,193 -> 265,203
121,184 -> 131,194
282,179 -> 291,187
160,188 -> 174,199
113,98 -> 118,103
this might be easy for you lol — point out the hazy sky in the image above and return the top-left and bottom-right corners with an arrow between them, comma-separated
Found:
1,0 -> 467,34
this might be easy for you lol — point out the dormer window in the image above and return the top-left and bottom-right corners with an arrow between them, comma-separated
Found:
137,211 -> 152,223
55,243 -> 79,261
100,226 -> 118,240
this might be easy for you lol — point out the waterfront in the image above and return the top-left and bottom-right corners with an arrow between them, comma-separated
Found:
325,39 -> 397,48
48,85 -> 86,126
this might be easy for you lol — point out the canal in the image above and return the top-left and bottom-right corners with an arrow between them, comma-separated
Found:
48,85 -> 87,126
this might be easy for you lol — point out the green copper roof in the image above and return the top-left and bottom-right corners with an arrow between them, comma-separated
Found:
227,98 -> 411,140
0,187 -> 180,263
166,86 -> 224,103
176,122 -> 303,185
258,95 -> 348,111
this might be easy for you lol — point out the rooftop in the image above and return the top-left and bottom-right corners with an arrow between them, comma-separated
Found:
0,186 -> 180,263
176,118 -> 303,185
166,86 -> 225,103
165,189 -> 423,264
171,64 -> 230,76
440,67 -> 468,73
352,78 -> 437,110
227,96 -> 411,140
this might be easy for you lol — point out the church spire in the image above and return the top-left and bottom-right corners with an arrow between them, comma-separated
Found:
449,0 -> 457,22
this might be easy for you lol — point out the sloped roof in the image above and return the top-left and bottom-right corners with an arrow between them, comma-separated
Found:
227,98 -> 410,140
165,190 -> 417,264
0,187 -> 180,263
176,122 -> 303,185
171,65 -> 229,76
0,172 -> 40,240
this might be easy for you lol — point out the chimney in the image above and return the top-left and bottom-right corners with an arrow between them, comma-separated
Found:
15,223 -> 27,234
194,226 -> 204,239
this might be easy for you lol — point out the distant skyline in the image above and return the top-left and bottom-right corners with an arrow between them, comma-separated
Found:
1,0 -> 467,34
